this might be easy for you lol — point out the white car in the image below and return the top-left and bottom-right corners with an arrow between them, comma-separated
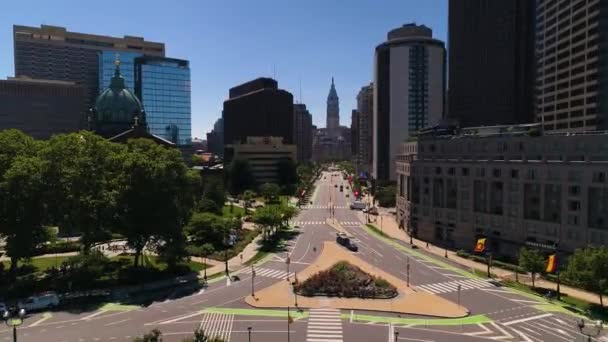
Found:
18,293 -> 59,311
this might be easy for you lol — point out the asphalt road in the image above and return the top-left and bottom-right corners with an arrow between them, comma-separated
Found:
1,170 -> 605,342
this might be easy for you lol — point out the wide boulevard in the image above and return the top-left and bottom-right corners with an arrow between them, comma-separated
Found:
1,171 -> 603,342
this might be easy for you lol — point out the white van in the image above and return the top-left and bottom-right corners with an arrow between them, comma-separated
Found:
350,201 -> 366,210
18,292 -> 60,311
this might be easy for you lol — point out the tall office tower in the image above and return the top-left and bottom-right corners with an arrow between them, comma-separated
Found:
536,0 -> 607,132
13,25 -> 164,110
351,109 -> 359,158
357,83 -> 374,173
294,103 -> 313,162
373,23 -> 446,181
99,52 -> 192,145
326,77 -> 340,136
134,56 -> 191,145
223,77 -> 294,160
448,0 -> 536,127
0,77 -> 86,138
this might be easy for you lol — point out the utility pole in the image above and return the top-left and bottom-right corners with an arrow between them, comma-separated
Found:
406,256 -> 410,287
287,306 -> 291,342
251,264 -> 256,297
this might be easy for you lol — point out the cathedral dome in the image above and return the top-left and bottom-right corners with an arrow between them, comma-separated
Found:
94,60 -> 144,125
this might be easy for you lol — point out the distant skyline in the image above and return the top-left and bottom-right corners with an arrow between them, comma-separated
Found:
0,0 -> 447,138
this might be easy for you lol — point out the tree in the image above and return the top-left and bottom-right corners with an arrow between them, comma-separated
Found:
227,159 -> 255,195
198,198 -> 221,215
41,132 -> 123,251
115,139 -> 197,267
518,247 -> 545,288
241,190 -> 256,214
186,213 -> 227,248
253,205 -> 282,240
563,247 -> 608,306
277,158 -> 298,186
376,185 -> 396,207
202,178 -> 226,210
133,329 -> 163,342
260,183 -> 280,203
0,155 -> 48,276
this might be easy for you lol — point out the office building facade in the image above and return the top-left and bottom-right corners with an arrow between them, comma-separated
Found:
356,83 -> 374,173
134,56 -> 191,145
223,78 -> 294,159
351,109 -> 359,158
294,103 -> 313,162
448,0 -> 536,127
207,118 -> 224,157
13,25 -> 164,109
99,52 -> 192,145
536,0 -> 608,132
396,124 -> 608,259
230,136 -> 297,185
0,77 -> 87,139
373,23 -> 446,181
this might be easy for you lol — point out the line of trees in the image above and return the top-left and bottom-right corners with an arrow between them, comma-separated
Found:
518,246 -> 608,306
0,130 -> 200,277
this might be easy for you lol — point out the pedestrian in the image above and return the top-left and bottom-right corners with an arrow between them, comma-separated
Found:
426,241 -> 429,248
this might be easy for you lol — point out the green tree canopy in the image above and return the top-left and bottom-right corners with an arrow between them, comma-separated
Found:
227,159 -> 255,195
202,178 -> 226,210
518,247 -> 546,288
260,183 -> 280,203
0,155 -> 49,275
41,131 -> 123,250
563,247 -> 608,306
114,138 -> 197,267
186,212 -> 230,249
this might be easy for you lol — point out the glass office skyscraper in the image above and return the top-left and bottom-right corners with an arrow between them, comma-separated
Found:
135,56 -> 191,146
99,51 -> 141,92
98,52 -> 192,146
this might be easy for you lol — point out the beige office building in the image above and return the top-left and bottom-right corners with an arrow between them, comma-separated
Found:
396,124 -> 608,259
229,136 -> 296,185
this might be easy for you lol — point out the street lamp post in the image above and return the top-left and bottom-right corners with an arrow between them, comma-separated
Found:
577,319 -> 603,342
394,331 -> 399,342
247,326 -> 252,342
457,284 -> 462,310
203,253 -> 208,282
406,256 -> 410,287
286,254 -> 291,282
2,307 -> 26,342
251,264 -> 256,298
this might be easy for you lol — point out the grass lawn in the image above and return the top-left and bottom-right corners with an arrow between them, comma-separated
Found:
110,254 -> 207,272
2,255 -> 73,273
222,204 -> 245,217
208,228 -> 261,261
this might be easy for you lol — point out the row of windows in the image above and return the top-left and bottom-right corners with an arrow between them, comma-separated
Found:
411,166 -> 607,183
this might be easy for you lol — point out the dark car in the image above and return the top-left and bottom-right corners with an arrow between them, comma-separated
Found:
336,233 -> 358,252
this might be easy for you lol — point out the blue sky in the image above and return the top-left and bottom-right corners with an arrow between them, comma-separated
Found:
0,0 -> 447,138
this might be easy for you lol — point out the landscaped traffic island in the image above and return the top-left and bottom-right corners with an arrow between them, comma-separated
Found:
294,261 -> 397,299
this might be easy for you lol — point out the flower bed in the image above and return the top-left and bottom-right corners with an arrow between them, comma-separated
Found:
294,261 -> 397,299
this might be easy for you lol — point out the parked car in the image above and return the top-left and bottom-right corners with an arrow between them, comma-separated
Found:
336,233 -> 358,252
18,293 -> 59,311
350,201 -> 366,210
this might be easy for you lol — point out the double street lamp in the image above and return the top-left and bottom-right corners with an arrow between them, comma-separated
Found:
2,307 -> 26,342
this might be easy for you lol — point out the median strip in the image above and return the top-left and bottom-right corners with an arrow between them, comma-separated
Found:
343,313 -> 492,326
202,307 -> 308,320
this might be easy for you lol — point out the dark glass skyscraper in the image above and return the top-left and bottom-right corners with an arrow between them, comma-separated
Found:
447,0 -> 535,127
135,57 -> 191,146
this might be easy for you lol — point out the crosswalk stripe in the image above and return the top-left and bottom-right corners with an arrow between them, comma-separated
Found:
416,278 -> 492,294
307,309 -> 343,342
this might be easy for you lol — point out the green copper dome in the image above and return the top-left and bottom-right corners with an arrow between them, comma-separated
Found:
94,60 -> 144,125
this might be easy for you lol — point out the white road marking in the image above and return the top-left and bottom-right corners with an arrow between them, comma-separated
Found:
28,314 -> 52,327
503,313 -> 553,326
81,311 -> 106,321
511,328 -> 534,342
104,318 -> 131,326
464,323 -> 493,336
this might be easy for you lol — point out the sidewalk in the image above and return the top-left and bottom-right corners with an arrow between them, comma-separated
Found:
201,233 -> 264,277
357,210 -> 605,306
